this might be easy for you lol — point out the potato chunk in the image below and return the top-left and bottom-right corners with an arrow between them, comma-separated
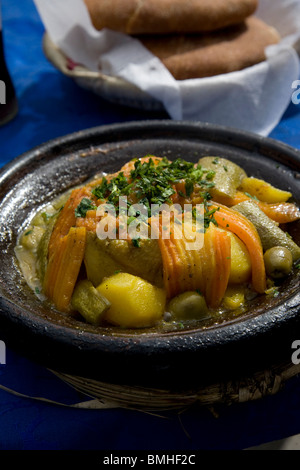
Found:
239,177 -> 292,203
97,273 -> 166,328
223,285 -> 245,310
216,227 -> 252,284
228,231 -> 252,284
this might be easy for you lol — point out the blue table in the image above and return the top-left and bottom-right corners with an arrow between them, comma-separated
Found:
1,0 -> 300,451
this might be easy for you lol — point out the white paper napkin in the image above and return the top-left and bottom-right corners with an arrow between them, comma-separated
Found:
34,0 -> 300,136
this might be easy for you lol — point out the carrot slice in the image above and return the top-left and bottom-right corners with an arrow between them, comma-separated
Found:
43,235 -> 68,300
53,226 -> 86,312
258,201 -> 300,224
75,209 -> 98,232
211,203 -> 266,294
44,226 -> 87,312
157,220 -> 231,308
207,228 -> 232,308
214,191 -> 300,224
48,187 -> 90,259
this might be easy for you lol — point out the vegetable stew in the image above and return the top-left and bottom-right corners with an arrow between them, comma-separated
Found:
15,155 -> 300,330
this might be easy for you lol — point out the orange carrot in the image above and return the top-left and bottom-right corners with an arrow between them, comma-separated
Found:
170,180 -> 206,206
52,226 -> 86,312
43,235 -> 68,301
212,191 -> 249,207
202,226 -> 216,307
214,191 -> 300,224
75,209 -> 98,232
48,187 -> 90,259
206,228 -> 231,308
157,219 -> 231,308
258,201 -> 300,224
45,226 -> 87,312
211,203 -> 266,293
156,218 -> 190,299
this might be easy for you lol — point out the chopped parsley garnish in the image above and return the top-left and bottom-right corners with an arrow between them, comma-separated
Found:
132,238 -> 141,248
77,156 -> 218,228
75,198 -> 97,218
185,179 -> 194,198
244,192 -> 259,202
204,207 -> 219,228
92,157 -> 215,212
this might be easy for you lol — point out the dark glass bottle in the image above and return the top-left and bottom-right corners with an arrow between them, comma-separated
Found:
0,3 -> 17,126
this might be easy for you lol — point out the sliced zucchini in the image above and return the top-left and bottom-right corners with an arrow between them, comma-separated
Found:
233,200 -> 300,261
198,156 -> 247,199
71,279 -> 111,326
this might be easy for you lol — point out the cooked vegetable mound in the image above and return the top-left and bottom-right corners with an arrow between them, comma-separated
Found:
15,155 -> 300,329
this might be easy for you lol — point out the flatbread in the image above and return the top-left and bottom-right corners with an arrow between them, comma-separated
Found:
84,0 -> 259,34
137,16 -> 280,80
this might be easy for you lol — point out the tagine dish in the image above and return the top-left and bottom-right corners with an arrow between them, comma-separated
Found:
15,154 -> 300,331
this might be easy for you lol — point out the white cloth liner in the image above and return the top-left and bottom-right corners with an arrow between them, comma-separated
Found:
33,0 -> 300,136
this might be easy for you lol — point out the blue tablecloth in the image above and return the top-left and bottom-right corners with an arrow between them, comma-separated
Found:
1,0 -> 300,451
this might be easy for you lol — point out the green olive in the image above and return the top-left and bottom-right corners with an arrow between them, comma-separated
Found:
167,291 -> 209,321
263,246 -> 293,279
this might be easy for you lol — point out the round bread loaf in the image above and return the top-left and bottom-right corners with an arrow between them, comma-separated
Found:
137,16 -> 280,80
84,0 -> 259,34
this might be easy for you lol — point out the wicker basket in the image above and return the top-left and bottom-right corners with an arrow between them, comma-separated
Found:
50,360 -> 300,411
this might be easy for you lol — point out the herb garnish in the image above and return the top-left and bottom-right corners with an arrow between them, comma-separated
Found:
132,238 -> 141,248
78,157 -> 218,228
93,157 -> 214,208
244,192 -> 259,202
75,198 -> 97,218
